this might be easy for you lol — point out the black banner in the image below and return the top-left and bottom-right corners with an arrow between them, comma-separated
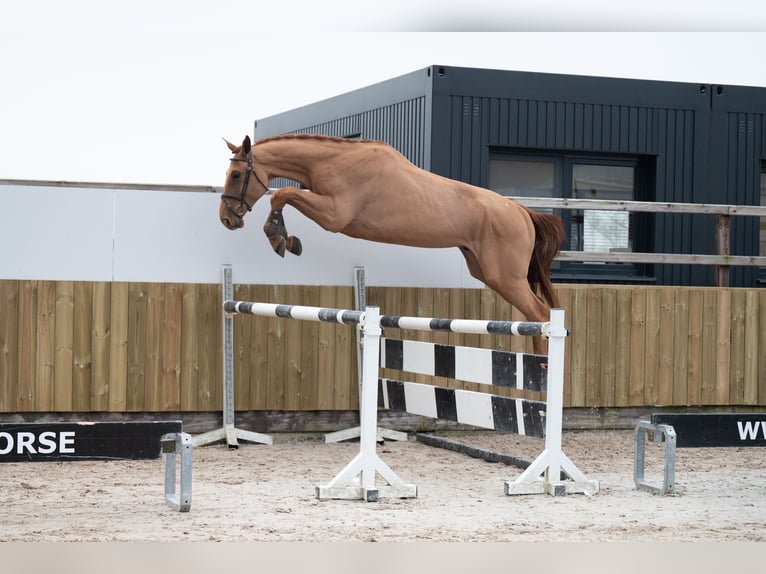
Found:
651,413 -> 766,448
0,421 -> 182,462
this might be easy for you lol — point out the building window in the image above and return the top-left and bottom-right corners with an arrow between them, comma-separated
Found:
489,152 -> 652,282
489,159 -> 556,199
761,168 -> 766,257
760,165 -> 766,283
571,163 -> 634,253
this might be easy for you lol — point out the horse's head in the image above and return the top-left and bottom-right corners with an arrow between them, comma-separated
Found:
219,135 -> 269,230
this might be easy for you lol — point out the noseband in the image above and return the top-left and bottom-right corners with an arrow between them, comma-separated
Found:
221,150 -> 269,218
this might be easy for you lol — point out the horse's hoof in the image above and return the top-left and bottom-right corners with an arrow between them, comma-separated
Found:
269,236 -> 286,257
286,236 -> 302,256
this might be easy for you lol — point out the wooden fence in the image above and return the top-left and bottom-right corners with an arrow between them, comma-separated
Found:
1,279 -> 764,414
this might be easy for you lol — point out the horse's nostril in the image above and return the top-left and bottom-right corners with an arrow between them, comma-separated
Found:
223,218 -> 231,228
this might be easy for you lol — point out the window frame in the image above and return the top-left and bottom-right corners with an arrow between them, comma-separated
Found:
488,149 -> 655,283
759,162 -> 766,284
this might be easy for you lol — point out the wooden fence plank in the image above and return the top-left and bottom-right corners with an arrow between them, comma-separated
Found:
127,283 -> 147,411
657,288 -> 675,405
585,288 -> 602,406
300,284 -> 320,410
556,287 -> 573,405
196,283 -> 218,411
53,281 -> 74,411
161,283 -> 182,411
686,289 -> 704,405
568,286 -> 588,407
180,283 -> 200,411
671,289 -> 690,405
728,289 -> 746,404
628,288 -> 647,406
143,283 -> 164,411
108,283 -> 129,411
91,281 -> 111,411
700,289 -> 718,404
715,289 -> 732,405
72,282 -> 93,411
643,288 -> 660,405
16,281 -> 37,411
759,290 -> 766,405
35,281 -> 56,411
606,288 -> 623,406
1,282 -> 20,412
743,290 -> 759,405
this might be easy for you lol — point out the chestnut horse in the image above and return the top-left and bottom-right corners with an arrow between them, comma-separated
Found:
219,134 -> 564,354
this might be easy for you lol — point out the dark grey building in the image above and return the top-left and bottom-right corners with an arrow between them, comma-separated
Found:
253,66 -> 766,287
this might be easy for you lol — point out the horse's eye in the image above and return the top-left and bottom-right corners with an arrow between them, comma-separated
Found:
232,171 -> 241,180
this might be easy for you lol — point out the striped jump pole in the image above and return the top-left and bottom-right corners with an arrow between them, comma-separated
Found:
224,298 -> 417,502
380,315 -> 552,337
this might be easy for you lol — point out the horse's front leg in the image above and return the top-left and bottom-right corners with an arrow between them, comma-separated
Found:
263,188 -> 303,257
263,208 -> 302,257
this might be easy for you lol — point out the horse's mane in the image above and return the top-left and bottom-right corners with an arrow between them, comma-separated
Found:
255,133 -> 380,146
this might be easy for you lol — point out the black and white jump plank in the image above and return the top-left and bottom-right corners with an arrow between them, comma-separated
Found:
378,379 -> 546,438
380,338 -> 547,392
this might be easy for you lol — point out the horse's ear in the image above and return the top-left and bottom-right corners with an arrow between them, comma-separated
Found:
243,135 -> 252,154
224,138 -> 239,153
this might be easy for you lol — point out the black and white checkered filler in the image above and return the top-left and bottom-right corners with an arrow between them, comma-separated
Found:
380,338 -> 547,392
378,338 -> 548,437
378,379 -> 546,438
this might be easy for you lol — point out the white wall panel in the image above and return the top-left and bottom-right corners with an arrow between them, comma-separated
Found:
0,184 -> 114,281
2,182 -> 484,288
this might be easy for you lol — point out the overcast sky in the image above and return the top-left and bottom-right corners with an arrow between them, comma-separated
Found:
1,1 -> 765,186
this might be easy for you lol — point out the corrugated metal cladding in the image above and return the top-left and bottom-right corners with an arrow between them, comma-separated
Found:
710,85 -> 766,287
285,97 -> 427,166
253,66 -> 766,287
266,97 -> 427,189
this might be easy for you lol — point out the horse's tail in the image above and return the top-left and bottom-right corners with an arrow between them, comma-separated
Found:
524,207 -> 565,309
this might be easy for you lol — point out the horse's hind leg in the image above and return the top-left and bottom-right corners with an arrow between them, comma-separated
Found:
494,280 -> 551,356
464,247 -> 551,355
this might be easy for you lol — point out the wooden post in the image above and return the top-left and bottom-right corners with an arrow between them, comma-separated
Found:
715,214 -> 731,287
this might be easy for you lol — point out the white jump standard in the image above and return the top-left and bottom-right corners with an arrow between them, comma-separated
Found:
224,300 -> 417,502
378,308 -> 599,497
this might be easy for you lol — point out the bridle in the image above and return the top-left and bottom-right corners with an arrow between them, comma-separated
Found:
221,150 -> 269,218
